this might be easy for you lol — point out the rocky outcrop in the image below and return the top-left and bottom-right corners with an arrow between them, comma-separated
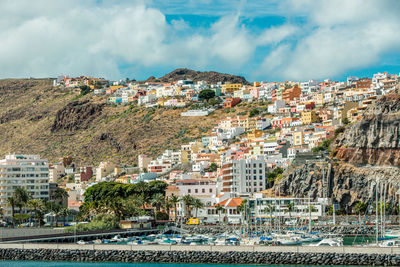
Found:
51,100 -> 103,132
335,94 -> 400,166
145,68 -> 250,84
279,162 -> 400,213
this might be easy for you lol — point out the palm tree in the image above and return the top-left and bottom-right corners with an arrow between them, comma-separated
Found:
51,204 -> 62,227
60,208 -> 71,226
53,188 -> 68,206
237,199 -> 248,224
215,204 -> 224,225
27,199 -> 44,227
136,181 -> 149,209
354,201 -> 367,223
192,198 -> 204,218
182,195 -> 195,220
7,196 -> 17,227
151,193 -> 165,215
286,202 -> 295,221
14,187 -> 31,214
168,195 -> 180,223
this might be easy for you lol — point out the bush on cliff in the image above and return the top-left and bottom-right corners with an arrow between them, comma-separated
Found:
64,213 -> 119,233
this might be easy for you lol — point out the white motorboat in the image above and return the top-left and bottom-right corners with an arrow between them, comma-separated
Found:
310,238 -> 343,247
379,238 -> 400,247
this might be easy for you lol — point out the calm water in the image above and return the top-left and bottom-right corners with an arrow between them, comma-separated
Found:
0,262 -> 372,267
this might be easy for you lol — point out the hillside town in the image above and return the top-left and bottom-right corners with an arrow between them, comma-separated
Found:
1,72 -> 398,227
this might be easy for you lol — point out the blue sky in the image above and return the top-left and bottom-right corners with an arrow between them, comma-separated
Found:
1,0 -> 400,82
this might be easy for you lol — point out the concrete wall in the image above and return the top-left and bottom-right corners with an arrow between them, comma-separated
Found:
0,243 -> 399,255
0,228 -> 64,239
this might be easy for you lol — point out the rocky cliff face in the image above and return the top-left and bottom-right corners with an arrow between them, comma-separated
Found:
279,162 -> 400,213
145,68 -> 250,84
278,93 -> 400,211
335,94 -> 400,166
51,100 -> 103,132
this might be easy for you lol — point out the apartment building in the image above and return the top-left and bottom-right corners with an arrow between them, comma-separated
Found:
0,154 -> 49,216
221,159 -> 268,197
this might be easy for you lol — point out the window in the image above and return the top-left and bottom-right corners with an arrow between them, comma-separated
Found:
188,189 -> 191,193
260,176 -> 263,179
254,176 -> 257,180
195,189 -> 198,193
253,164 -> 256,168
259,163 -> 262,168
209,189 -> 212,193
253,170 -> 256,174
202,189 -> 205,193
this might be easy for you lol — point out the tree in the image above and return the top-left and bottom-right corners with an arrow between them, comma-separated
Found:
342,117 -> 350,125
205,163 -> 218,172
136,181 -> 149,209
27,199 -> 44,227
79,85 -> 91,96
53,188 -> 68,206
354,201 -> 368,223
61,207 -> 71,226
182,195 -> 195,219
198,89 -> 215,101
151,193 -> 165,214
7,196 -> 17,227
286,202 -> 295,221
192,198 -> 204,218
215,204 -> 224,224
14,187 -> 31,218
168,195 -> 180,223
237,199 -> 248,224
51,204 -> 62,227
249,108 -> 260,117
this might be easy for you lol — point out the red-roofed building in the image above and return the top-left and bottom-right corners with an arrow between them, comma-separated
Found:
206,198 -> 243,224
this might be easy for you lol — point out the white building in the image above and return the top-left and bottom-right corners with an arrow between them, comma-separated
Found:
0,154 -> 50,216
49,163 -> 65,183
96,162 -> 115,181
220,159 -> 268,197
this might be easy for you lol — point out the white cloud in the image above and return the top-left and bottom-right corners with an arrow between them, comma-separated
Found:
1,0 -> 400,80
260,0 -> 400,80
0,0 -> 258,79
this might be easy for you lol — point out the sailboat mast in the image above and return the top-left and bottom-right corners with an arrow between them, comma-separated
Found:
376,180 -> 379,245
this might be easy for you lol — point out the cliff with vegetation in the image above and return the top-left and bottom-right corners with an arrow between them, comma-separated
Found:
0,78 -> 256,165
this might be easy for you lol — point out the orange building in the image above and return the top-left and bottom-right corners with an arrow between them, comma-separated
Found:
282,85 -> 301,103
224,97 -> 241,108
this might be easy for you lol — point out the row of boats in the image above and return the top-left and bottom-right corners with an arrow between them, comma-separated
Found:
77,231 -> 344,247
76,229 -> 400,247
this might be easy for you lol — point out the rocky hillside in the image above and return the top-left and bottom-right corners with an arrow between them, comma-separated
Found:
277,92 -> 400,212
335,93 -> 400,166
0,79 -> 253,165
279,161 -> 400,213
145,68 -> 250,84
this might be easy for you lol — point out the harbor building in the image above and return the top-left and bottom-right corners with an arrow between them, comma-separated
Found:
0,154 -> 50,216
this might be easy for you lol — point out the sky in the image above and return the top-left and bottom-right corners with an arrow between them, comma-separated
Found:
1,0 -> 400,82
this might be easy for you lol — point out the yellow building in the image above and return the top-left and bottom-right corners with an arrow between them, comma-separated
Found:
293,131 -> 304,146
110,85 -> 124,91
221,83 -> 242,94
247,129 -> 263,141
246,117 -> 257,131
301,110 -> 319,125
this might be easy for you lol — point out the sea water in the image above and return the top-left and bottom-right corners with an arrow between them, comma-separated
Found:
0,262 -> 373,267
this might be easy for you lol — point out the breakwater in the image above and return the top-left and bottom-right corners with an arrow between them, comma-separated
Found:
0,245 -> 400,266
